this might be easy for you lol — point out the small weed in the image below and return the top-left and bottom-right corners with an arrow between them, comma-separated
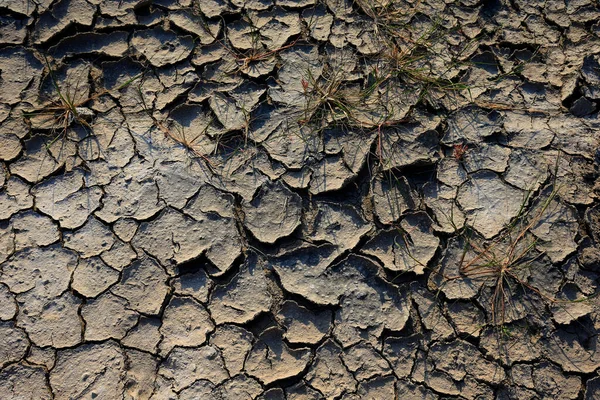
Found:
299,66 -> 357,127
357,3 -> 474,102
465,187 -> 557,326
23,56 -> 141,147
354,0 -> 415,39
431,176 -> 586,334
233,38 -> 300,74
499,324 -> 513,339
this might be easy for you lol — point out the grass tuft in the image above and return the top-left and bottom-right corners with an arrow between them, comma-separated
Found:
23,56 -> 141,147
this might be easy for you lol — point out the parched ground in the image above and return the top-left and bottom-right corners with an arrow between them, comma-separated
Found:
1,0 -> 600,399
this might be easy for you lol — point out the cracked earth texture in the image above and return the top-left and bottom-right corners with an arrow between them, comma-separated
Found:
1,0 -> 600,399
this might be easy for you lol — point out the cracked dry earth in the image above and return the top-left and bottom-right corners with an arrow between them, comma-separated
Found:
2,0 -> 600,399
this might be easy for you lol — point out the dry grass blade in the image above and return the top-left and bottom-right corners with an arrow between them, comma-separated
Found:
134,84 -> 216,169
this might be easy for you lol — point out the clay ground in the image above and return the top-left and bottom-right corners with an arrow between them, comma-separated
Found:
1,0 -> 600,399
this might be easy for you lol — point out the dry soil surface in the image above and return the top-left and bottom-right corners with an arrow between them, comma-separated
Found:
1,0 -> 600,399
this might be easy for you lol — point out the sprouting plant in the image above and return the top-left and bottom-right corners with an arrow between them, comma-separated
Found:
499,324 -> 513,338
